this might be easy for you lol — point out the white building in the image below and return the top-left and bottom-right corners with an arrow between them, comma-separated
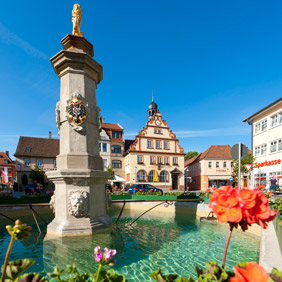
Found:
243,97 -> 282,189
99,128 -> 111,170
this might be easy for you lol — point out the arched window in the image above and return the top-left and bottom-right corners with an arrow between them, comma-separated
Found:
137,170 -> 146,182
148,170 -> 156,182
112,145 -> 121,153
112,160 -> 122,168
160,171 -> 169,182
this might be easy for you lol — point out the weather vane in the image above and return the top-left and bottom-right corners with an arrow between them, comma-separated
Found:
72,4 -> 84,37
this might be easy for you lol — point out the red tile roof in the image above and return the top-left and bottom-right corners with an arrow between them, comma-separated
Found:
14,136 -> 59,158
0,152 -> 13,165
184,145 -> 232,167
102,123 -> 123,131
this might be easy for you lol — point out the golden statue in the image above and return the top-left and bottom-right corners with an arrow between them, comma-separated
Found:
72,4 -> 84,37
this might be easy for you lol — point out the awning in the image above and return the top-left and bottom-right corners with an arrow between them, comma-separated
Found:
110,175 -> 126,183
208,176 -> 231,180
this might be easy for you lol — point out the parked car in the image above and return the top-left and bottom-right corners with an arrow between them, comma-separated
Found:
128,184 -> 163,195
25,183 -> 40,195
0,184 -> 13,196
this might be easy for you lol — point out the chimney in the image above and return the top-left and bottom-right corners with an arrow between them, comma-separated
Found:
49,131 -> 52,139
103,118 -> 105,123
5,151 -> 9,157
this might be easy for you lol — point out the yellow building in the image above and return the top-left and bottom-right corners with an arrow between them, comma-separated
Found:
124,99 -> 185,191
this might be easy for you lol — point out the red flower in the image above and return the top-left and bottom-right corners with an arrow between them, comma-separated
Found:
206,188 -> 211,193
139,189 -> 143,192
212,187 -> 217,191
231,262 -> 269,282
134,188 -> 138,190
118,188 -> 121,191
150,189 -> 154,191
209,186 -> 277,231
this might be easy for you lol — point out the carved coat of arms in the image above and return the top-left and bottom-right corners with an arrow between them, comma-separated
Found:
66,94 -> 88,133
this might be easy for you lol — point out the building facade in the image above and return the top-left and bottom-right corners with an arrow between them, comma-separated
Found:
124,100 -> 185,191
99,128 -> 111,170
243,97 -> 282,189
101,122 -> 125,179
14,135 -> 59,189
184,145 -> 234,190
0,151 -> 16,186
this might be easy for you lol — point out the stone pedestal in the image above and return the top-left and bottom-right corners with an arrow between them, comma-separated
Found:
46,35 -> 111,236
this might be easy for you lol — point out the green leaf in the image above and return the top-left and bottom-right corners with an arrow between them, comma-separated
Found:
151,269 -> 178,282
17,272 -> 48,282
1,259 -> 35,281
105,269 -> 127,281
270,268 -> 282,282
175,277 -> 195,282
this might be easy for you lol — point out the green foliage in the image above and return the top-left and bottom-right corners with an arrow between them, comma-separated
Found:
150,269 -> 180,282
272,198 -> 282,215
270,268 -> 282,282
29,165 -> 45,185
135,191 -> 162,195
232,153 -> 255,177
0,194 -> 14,200
185,151 -> 198,161
92,269 -> 127,281
18,272 -> 48,282
107,166 -> 115,181
1,259 -> 35,281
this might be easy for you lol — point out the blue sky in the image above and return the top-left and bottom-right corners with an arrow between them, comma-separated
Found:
1,0 -> 282,159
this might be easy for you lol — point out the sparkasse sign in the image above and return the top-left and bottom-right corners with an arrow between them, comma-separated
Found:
255,159 -> 281,168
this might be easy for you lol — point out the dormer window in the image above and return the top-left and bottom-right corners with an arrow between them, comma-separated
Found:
25,147 -> 31,152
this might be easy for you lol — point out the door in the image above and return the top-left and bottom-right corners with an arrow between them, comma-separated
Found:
172,174 -> 178,190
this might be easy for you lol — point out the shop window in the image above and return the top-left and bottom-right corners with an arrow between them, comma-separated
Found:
148,170 -> 155,182
137,170 -> 146,181
160,171 -> 169,182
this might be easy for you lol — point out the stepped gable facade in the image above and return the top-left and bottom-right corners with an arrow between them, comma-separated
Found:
124,99 -> 185,191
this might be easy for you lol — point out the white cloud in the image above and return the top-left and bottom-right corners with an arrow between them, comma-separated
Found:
0,22 -> 47,59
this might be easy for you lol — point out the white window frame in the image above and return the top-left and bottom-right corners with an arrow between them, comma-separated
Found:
255,146 -> 260,157
255,122 -> 261,134
271,114 -> 278,127
24,159 -> 30,167
216,161 -> 220,168
223,161 -> 227,168
261,119 -> 267,131
278,139 -> 282,151
270,141 -> 277,153
261,144 -> 267,155
37,159 -> 43,167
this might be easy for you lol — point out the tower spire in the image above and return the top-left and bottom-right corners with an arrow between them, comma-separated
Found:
152,89 -> 154,102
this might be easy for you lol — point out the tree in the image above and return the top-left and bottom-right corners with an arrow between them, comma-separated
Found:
184,151 -> 198,161
29,165 -> 45,185
107,166 -> 115,180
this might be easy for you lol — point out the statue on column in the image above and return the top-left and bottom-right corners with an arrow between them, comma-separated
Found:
72,4 -> 84,37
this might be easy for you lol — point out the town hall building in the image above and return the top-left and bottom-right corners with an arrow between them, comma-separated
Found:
124,99 -> 185,191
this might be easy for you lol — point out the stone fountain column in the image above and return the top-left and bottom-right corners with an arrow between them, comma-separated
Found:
46,34 -> 111,236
